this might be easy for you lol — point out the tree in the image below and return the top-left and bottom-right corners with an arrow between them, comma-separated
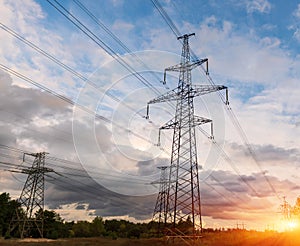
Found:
42,210 -> 69,238
72,221 -> 91,237
177,216 -> 193,234
0,192 -> 21,238
292,197 -> 300,219
104,219 -> 120,233
90,216 -> 105,237
127,224 -> 141,239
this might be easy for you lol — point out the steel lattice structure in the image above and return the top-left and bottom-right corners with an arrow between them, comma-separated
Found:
147,33 -> 227,234
152,166 -> 169,234
10,152 -> 53,238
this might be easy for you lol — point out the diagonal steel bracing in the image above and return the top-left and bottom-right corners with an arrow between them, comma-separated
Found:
10,152 -> 53,238
148,33 -> 227,235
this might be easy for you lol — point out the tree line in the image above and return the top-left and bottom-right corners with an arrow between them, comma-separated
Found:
0,192 -> 162,239
3,192 -> 300,239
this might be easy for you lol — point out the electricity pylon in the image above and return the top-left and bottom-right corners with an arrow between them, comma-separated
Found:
152,166 -> 169,235
281,196 -> 291,220
147,33 -> 227,235
10,152 -> 53,238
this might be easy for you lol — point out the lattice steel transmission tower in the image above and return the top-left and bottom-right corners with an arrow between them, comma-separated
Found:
10,152 -> 53,238
281,196 -> 291,220
147,33 -> 227,234
152,166 -> 169,234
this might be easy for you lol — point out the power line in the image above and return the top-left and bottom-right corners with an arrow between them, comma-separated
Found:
0,22 -> 148,123
147,33 -> 226,235
0,64 -> 170,155
72,0 -> 169,89
0,22 -> 173,146
45,172 -> 154,217
0,10 -> 262,209
45,0 -> 186,149
3,160 -> 154,228
0,144 -> 155,184
151,0 -> 181,37
9,152 -> 50,238
46,0 -> 162,96
151,0 -> 280,200
0,146 -> 156,217
0,109 -> 74,145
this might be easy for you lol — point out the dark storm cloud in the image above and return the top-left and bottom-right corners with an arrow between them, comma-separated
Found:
228,142 -> 300,165
0,70 -> 156,221
45,167 -> 155,220
136,158 -> 169,176
75,204 -> 86,210
45,166 -> 300,222
0,72 -> 72,120
1,69 -> 299,223
199,169 -> 300,220
0,70 -> 73,151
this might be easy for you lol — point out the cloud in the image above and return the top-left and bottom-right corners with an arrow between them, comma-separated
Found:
0,69 -> 160,220
0,0 -> 299,229
226,142 -> 300,165
246,0 -> 271,14
201,169 -> 299,222
192,17 -> 290,85
294,4 -> 300,19
289,3 -> 300,43
294,29 -> 300,42
110,0 -> 124,7
112,20 -> 134,32
136,158 -> 169,176
45,169 -> 156,221
48,167 -> 298,223
0,70 -> 73,149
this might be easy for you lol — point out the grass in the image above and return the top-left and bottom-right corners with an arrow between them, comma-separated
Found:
2,230 -> 300,246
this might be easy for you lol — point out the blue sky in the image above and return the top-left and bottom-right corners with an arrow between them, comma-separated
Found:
0,0 -> 300,231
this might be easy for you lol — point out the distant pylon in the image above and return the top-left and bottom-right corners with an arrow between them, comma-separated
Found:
147,33 -> 228,235
152,166 -> 169,234
10,152 -> 53,238
281,196 -> 291,220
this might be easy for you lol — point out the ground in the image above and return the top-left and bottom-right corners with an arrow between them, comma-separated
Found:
1,231 -> 300,246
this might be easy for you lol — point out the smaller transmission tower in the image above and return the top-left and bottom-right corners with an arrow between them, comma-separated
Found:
10,152 -> 53,238
281,196 -> 291,220
152,166 -> 169,235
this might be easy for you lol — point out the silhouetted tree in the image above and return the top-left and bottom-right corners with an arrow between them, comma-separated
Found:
0,192 -> 21,238
72,221 -> 91,237
292,197 -> 300,220
90,216 -> 105,236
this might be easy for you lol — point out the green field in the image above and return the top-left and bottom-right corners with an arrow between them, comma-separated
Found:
2,231 -> 300,246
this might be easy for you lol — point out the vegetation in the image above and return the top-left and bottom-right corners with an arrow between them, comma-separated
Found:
291,196 -> 300,219
2,192 -> 300,246
0,192 -> 160,239
0,193 -> 21,238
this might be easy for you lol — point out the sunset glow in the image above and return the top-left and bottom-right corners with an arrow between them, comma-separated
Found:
0,0 -> 299,234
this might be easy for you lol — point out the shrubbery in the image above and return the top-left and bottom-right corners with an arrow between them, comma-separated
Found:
0,192 -> 160,239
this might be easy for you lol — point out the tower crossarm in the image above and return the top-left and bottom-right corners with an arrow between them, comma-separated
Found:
21,166 -> 54,175
147,87 -> 179,105
149,33 -> 228,236
160,117 -> 177,130
192,116 -> 212,126
147,85 -> 226,105
165,58 -> 208,73
157,116 -> 212,146
191,84 -> 227,97
159,116 -> 211,130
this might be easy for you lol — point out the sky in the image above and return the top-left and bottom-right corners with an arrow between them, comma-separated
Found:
0,0 -> 300,231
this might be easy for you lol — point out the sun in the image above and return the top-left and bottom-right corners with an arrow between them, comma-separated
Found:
276,219 -> 299,232
286,220 -> 298,230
